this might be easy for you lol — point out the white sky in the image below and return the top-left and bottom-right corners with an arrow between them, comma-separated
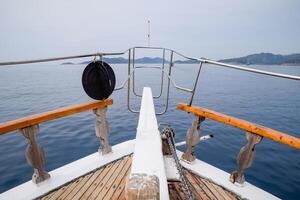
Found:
0,0 -> 299,60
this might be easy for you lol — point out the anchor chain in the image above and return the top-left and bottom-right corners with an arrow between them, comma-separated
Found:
162,127 -> 194,200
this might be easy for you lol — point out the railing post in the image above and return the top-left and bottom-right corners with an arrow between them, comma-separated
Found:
181,115 -> 205,162
230,132 -> 263,184
93,106 -> 112,154
19,125 -> 50,184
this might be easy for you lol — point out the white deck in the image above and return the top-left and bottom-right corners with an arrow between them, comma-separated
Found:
129,87 -> 169,199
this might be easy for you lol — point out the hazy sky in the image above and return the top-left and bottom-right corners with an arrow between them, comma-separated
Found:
0,0 -> 300,60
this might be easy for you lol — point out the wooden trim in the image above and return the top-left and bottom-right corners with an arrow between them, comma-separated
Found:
0,99 -> 113,135
177,103 -> 300,150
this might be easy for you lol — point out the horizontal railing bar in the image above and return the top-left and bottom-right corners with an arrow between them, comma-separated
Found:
0,51 -> 128,66
177,103 -> 300,149
132,47 -> 300,81
201,59 -> 300,81
133,46 -> 166,50
1,46 -> 300,81
0,99 -> 113,134
134,66 -> 162,69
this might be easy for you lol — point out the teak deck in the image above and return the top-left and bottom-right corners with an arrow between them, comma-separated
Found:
40,155 -> 240,200
169,170 -> 240,200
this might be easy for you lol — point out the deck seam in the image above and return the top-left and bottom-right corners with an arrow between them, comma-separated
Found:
112,161 -> 132,199
94,157 -> 129,199
38,154 -> 133,200
86,158 -> 124,199
101,156 -> 132,199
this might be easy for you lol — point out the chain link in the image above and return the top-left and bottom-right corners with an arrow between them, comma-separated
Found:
162,127 -> 194,200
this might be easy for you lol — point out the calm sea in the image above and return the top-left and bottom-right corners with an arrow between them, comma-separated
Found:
0,62 -> 299,199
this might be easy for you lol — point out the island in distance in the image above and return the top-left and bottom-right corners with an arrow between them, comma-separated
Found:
219,53 -> 300,65
61,53 -> 300,65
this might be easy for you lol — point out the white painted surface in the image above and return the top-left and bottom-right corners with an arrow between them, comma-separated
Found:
0,140 -> 135,200
129,87 -> 169,200
175,134 -> 213,147
177,151 -> 280,200
164,156 -> 180,181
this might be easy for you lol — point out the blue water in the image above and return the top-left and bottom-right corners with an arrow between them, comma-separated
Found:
0,62 -> 299,199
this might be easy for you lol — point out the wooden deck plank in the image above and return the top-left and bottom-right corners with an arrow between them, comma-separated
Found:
185,172 -> 209,200
201,178 -> 226,200
103,157 -> 132,199
48,183 -> 73,200
117,189 -> 126,200
192,174 -> 218,200
172,182 -> 186,200
41,155 -> 240,200
40,191 -> 55,200
71,167 -> 106,200
189,171 -> 215,199
43,166 -> 106,200
79,162 -> 115,199
168,183 -> 182,200
187,169 -> 239,200
95,157 -> 128,199
56,175 -> 88,200
41,156 -> 132,200
168,169 -> 241,200
111,161 -> 132,200
87,158 -> 125,200
209,182 -> 237,200
62,172 -> 94,200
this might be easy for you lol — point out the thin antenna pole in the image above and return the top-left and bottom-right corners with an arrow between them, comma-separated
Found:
147,20 -> 150,47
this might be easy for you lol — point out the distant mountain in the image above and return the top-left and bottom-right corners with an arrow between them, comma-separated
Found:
174,59 -> 199,64
79,57 -> 166,64
78,57 -> 200,64
219,53 -> 300,65
135,57 -> 165,63
61,62 -> 75,65
63,53 -> 300,66
79,57 -> 128,64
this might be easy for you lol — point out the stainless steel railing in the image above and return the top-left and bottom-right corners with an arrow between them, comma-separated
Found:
1,46 -> 300,115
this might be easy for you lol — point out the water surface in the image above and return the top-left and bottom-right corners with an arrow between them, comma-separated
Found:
0,62 -> 299,199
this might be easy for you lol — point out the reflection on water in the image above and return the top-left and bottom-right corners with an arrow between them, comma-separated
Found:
0,63 -> 299,199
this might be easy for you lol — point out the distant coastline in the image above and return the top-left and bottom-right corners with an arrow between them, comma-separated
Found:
61,53 -> 300,66
61,57 -> 200,65
219,53 -> 300,66
61,62 -> 75,65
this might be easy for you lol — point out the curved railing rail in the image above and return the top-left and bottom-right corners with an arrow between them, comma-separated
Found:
0,99 -> 113,184
177,103 -> 300,185
1,46 -> 300,81
1,46 -> 300,115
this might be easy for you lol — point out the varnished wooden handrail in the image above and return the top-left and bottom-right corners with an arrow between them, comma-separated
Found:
0,99 -> 113,135
177,103 -> 300,150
